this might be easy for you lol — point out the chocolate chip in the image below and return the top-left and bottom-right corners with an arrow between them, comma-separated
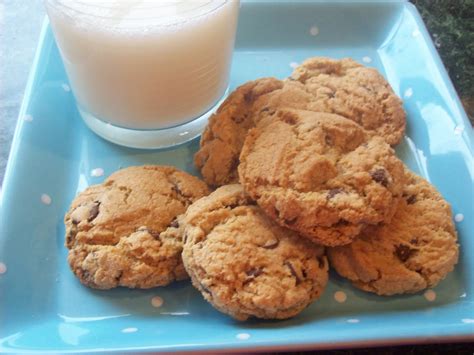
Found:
244,91 -> 253,103
325,134 -> 334,146
284,216 -> 298,225
260,107 -> 276,115
171,184 -> 181,195
66,230 -> 75,246
245,267 -> 263,278
170,219 -> 179,228
281,112 -> 297,125
317,256 -> 326,269
410,237 -> 419,245
261,239 -> 279,249
149,230 -> 161,240
171,181 -> 193,205
230,157 -> 240,171
273,206 -> 281,218
183,233 -> 188,244
334,219 -> 349,227
231,115 -> 245,124
200,283 -> 212,295
406,195 -> 417,205
226,202 -> 240,209
284,261 -> 301,285
243,267 -> 263,285
137,226 -> 161,240
370,169 -> 389,187
115,271 -> 123,282
302,269 -> 307,278
394,244 -> 416,262
326,188 -> 343,200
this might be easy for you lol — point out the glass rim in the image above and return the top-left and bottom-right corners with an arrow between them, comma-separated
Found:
44,0 -> 233,29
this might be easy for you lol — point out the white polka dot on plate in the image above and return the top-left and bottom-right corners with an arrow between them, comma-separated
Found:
41,194 -> 52,205
121,327 -> 138,333
362,56 -> 372,63
151,296 -> 164,308
334,291 -> 347,303
90,168 -> 104,177
309,25 -> 319,36
454,125 -> 464,135
346,319 -> 359,323
236,333 -> 250,340
412,29 -> 421,38
62,83 -> 71,92
462,319 -> 474,324
404,88 -> 413,98
454,213 -> 464,222
179,131 -> 189,136
289,62 -> 299,69
0,262 -> 7,274
424,289 -> 436,302
23,114 -> 33,122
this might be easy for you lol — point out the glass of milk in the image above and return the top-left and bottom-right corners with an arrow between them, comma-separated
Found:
45,0 -> 240,149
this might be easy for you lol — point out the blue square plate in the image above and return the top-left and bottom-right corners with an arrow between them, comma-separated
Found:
1,0 -> 473,352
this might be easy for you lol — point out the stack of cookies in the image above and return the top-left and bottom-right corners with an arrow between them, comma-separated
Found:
65,57 -> 459,322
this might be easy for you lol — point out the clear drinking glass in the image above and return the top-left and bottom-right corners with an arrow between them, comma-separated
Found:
44,0 -> 240,148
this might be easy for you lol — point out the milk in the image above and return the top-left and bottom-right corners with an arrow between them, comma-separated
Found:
46,1 -> 240,129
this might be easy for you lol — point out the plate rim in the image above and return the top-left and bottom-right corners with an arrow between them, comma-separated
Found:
1,1 -> 473,352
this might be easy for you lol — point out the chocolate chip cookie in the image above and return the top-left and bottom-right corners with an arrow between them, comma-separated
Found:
328,169 -> 459,295
181,184 -> 329,321
290,57 -> 406,145
195,57 -> 406,188
194,77 -> 285,187
238,109 -> 405,246
65,165 -> 210,289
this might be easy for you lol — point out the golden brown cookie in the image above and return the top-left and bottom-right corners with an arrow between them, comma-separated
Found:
181,184 -> 329,321
195,57 -> 405,188
290,57 -> 406,145
238,109 -> 405,246
65,165 -> 210,289
194,77 -> 284,187
327,170 -> 459,295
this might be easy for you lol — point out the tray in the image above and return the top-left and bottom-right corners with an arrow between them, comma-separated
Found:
1,0 -> 473,352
